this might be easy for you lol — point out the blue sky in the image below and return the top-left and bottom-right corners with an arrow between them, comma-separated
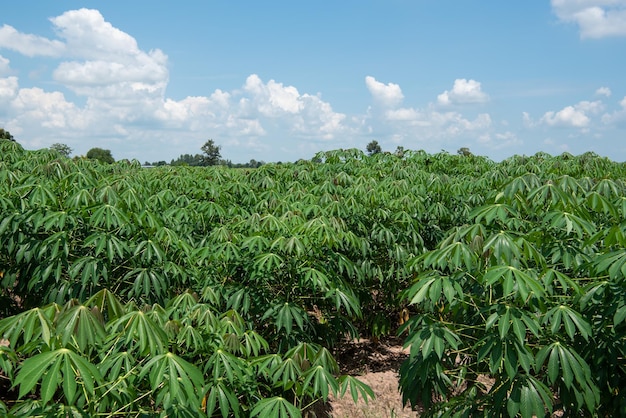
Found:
1,1 -> 625,163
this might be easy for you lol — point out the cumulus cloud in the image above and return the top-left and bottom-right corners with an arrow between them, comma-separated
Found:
365,76 -> 404,107
551,0 -> 626,38
540,100 -> 604,127
48,9 -> 169,102
0,55 -> 10,76
244,74 -> 304,116
601,96 -> 626,125
0,24 -> 65,56
596,86 -> 611,96
10,87 -> 87,130
50,9 -> 142,60
0,76 -> 18,104
0,8 -> 545,161
477,131 -> 522,149
437,79 -> 489,105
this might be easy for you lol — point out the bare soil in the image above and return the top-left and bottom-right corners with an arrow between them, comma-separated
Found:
307,337 -> 421,418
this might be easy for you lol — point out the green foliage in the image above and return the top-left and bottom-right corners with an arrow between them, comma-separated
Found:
366,140 -> 382,155
49,143 -> 73,158
85,147 -> 115,164
1,144 -> 626,415
201,138 -> 222,166
0,128 -> 15,142
399,152 -> 626,417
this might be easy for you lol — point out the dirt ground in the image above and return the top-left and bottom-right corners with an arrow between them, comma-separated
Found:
307,337 -> 421,418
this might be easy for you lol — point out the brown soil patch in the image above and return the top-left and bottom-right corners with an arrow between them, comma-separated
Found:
307,337 -> 420,418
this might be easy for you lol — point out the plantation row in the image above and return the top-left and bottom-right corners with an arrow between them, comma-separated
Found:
1,139 -> 625,416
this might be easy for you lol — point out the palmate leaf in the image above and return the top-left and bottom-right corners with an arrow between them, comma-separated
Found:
482,231 -> 522,265
84,289 -> 125,322
325,286 -> 362,318
593,250 -> 626,280
544,210 -> 596,238
56,304 -> 107,352
542,305 -> 591,341
69,256 -> 109,290
124,267 -> 167,301
260,302 -> 304,336
89,203 -> 129,229
482,265 -> 545,301
301,364 -> 339,401
14,348 -> 102,406
0,305 -> 57,349
241,330 -> 269,357
423,241 -> 477,272
270,357 -> 302,391
84,232 -> 128,263
250,397 -> 302,418
204,380 -> 241,418
405,320 -> 461,361
504,375 -> 553,418
138,352 -> 205,410
110,309 -> 167,356
253,252 -> 284,272
299,266 -> 331,292
485,305 -> 540,345
99,350 -> 138,396
133,239 -> 165,264
205,348 -> 246,382
535,341 -> 599,412
540,268 -> 582,296
338,375 -> 375,404
406,273 -> 462,307
471,202 -> 520,226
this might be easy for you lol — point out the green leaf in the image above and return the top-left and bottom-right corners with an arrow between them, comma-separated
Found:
614,304 -> 626,326
56,304 -> 107,352
302,365 -> 339,400
251,396 -> 302,418
111,309 -> 168,355
14,348 -> 101,405
204,380 -> 241,418
139,352 -> 205,410
338,375 -> 376,404
40,355 -> 61,404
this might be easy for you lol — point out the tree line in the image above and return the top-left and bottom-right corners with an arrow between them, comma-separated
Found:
1,128 -> 473,166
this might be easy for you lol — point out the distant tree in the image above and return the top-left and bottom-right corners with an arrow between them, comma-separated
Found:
0,128 -> 15,142
86,147 -> 115,164
171,153 -> 205,166
201,139 -> 221,166
457,147 -> 473,157
143,160 -> 168,167
394,146 -> 405,158
366,140 -> 382,156
50,143 -> 73,158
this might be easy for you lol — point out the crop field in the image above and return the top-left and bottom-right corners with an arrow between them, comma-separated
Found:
1,139 -> 625,417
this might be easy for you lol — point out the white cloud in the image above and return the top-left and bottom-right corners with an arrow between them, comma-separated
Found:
244,74 -> 304,116
477,131 -> 523,149
437,79 -> 489,105
596,86 -> 612,96
46,10 -> 169,102
0,24 -> 65,57
0,76 -> 18,104
539,100 -> 604,127
365,76 -> 404,107
601,95 -> 626,125
10,87 -> 87,130
542,106 -> 590,127
50,9 -> 141,60
551,0 -> 626,38
0,55 -> 10,76
385,108 -> 422,121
